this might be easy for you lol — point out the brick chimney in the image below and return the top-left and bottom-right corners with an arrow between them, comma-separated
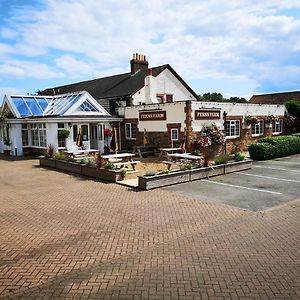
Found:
130,53 -> 149,74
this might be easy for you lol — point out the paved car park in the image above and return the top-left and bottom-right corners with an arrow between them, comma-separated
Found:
164,154 -> 300,211
0,156 -> 299,299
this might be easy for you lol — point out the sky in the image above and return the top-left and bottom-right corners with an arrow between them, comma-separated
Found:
1,0 -> 300,105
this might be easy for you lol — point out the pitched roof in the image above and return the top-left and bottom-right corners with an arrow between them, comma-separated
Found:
249,91 -> 300,105
39,64 -> 198,100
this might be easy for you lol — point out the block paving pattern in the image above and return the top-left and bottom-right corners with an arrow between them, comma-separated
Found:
0,159 -> 299,299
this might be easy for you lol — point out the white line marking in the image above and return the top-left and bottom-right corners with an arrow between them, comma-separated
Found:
201,179 -> 283,195
239,172 -> 300,183
253,166 -> 300,173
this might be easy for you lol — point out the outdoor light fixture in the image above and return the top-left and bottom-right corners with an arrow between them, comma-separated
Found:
68,122 -> 72,128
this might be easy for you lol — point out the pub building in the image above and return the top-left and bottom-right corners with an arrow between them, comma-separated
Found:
122,100 -> 285,153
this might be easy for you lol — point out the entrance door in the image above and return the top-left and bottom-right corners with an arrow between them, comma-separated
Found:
90,124 -> 98,149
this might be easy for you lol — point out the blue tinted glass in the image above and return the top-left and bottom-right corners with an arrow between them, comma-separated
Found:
12,97 -> 31,116
36,97 -> 50,110
24,97 -> 43,115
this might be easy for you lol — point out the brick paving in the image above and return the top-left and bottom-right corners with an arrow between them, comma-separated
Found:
0,158 -> 299,299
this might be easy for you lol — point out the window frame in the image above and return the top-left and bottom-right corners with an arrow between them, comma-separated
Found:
30,123 -> 47,148
252,119 -> 264,137
273,118 -> 283,135
225,120 -> 240,139
170,128 -> 179,141
125,123 -> 137,140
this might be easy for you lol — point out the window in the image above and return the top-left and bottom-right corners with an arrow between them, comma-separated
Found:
22,124 -> 29,146
225,120 -> 240,138
31,123 -> 46,147
252,120 -> 264,136
166,94 -> 173,103
73,125 -> 78,142
273,119 -> 283,134
170,128 -> 179,141
156,95 -> 164,103
125,123 -> 137,140
78,100 -> 98,112
81,125 -> 89,141
57,123 -> 66,147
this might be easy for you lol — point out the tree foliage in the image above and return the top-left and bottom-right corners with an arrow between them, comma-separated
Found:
285,100 -> 300,119
199,92 -> 247,103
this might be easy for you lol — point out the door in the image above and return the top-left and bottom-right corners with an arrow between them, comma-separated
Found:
90,124 -> 98,149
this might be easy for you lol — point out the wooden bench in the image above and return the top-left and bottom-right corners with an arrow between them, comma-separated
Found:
132,146 -> 157,158
113,160 -> 140,171
163,161 -> 174,170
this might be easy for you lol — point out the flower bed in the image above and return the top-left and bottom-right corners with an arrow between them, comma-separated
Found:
39,158 -> 123,183
138,159 -> 252,190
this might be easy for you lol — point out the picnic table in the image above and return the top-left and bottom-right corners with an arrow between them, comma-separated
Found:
132,145 -> 157,158
159,147 -> 183,158
64,149 -> 99,159
163,153 -> 203,170
102,153 -> 140,171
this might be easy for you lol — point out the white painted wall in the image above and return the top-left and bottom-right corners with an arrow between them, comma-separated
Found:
191,101 -> 286,131
46,123 -> 59,150
125,102 -> 186,132
10,124 -> 23,156
132,68 -> 196,105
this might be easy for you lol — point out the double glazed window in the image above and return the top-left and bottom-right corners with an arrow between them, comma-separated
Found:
252,120 -> 264,136
57,123 -> 66,147
31,123 -> 46,147
225,120 -> 240,138
273,119 -> 283,134
125,123 -> 137,140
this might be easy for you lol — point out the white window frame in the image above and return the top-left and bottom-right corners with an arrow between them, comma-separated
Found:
273,119 -> 283,135
125,123 -> 137,140
225,120 -> 240,138
31,123 -> 47,148
170,128 -> 179,141
252,119 -> 264,136
22,124 -> 29,147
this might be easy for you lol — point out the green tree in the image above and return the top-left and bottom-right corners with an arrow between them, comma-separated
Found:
228,97 -> 247,103
285,100 -> 300,119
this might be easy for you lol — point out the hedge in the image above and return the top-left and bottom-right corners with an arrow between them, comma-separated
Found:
248,135 -> 300,160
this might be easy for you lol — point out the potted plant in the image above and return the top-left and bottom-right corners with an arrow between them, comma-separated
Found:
58,129 -> 70,140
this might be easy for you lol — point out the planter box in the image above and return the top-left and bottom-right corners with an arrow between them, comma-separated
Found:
98,168 -> 123,183
190,165 -> 224,181
81,165 -> 99,178
138,170 -> 190,190
39,158 -> 56,168
224,159 -> 252,174
55,160 -> 82,174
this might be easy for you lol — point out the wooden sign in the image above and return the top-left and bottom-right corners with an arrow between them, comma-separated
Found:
139,110 -> 166,121
195,110 -> 221,120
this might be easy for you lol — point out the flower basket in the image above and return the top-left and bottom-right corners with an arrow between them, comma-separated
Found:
104,128 -> 112,137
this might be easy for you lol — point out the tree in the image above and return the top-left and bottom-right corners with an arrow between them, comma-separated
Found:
228,97 -> 247,103
200,92 -> 224,102
285,100 -> 300,119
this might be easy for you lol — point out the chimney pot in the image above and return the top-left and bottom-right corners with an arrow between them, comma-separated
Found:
130,53 -> 149,74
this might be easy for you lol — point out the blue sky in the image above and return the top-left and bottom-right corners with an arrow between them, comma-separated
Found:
1,0 -> 300,104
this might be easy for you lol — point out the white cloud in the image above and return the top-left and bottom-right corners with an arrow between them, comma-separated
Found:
0,87 -> 27,106
1,0 -> 300,95
0,60 -> 64,80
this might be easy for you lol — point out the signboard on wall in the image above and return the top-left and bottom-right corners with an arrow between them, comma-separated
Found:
195,110 -> 221,120
139,110 -> 166,121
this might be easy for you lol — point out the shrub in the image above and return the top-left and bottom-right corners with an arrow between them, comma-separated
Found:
180,163 -> 192,170
191,149 -> 201,156
79,158 -> 88,165
248,135 -> 300,160
285,100 -> 300,119
45,144 -> 55,158
58,129 -> 70,139
214,154 -> 230,165
145,170 -> 157,176
234,152 -> 245,161
104,162 -> 115,170
53,152 -> 67,160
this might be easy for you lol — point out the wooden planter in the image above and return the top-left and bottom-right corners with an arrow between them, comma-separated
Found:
39,158 -> 123,183
190,165 -> 224,181
55,160 -> 82,174
3,149 -> 11,156
138,170 -> 190,190
224,159 -> 252,174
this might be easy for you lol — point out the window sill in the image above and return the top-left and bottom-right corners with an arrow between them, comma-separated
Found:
225,136 -> 240,140
272,132 -> 282,135
252,134 -> 263,137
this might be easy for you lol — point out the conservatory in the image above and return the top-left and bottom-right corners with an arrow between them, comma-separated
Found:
0,91 -> 122,156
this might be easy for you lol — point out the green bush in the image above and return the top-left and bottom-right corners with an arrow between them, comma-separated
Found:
285,100 -> 300,119
53,152 -> 67,160
214,154 -> 230,165
234,152 -> 245,161
104,162 -> 115,170
248,135 -> 300,160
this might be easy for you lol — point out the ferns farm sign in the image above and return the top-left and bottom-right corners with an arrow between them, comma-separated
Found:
195,110 -> 221,120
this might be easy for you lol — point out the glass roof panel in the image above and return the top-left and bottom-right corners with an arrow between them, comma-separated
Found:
12,97 -> 31,117
78,100 -> 98,112
46,93 -> 82,115
36,97 -> 50,110
23,97 -> 43,115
